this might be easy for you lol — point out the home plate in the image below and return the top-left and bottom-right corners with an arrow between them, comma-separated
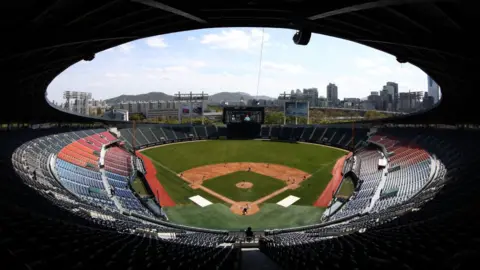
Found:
277,195 -> 300,207
189,195 -> 212,207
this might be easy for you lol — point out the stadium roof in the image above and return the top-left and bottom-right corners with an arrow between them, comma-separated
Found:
0,0 -> 476,124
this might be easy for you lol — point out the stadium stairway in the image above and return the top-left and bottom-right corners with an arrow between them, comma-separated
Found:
241,248 -> 281,270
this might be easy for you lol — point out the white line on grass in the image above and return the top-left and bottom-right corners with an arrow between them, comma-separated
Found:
297,142 -> 349,153
149,158 -> 179,176
309,161 -> 335,177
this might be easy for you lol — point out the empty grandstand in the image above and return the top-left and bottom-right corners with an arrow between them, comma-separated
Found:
1,0 -> 476,269
6,122 -> 475,269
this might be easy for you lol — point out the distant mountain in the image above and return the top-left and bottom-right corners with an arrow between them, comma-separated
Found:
209,92 -> 274,103
105,91 -> 275,104
105,92 -> 173,104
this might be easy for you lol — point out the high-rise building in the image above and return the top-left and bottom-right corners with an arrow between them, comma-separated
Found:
422,92 -> 435,109
386,82 -> 399,110
380,88 -> 392,111
63,91 -> 92,116
303,88 -> 319,107
399,91 -> 424,112
367,93 -> 382,110
318,96 -> 328,107
427,76 -> 440,103
326,83 -> 338,106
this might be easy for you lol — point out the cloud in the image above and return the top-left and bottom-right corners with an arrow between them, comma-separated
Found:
262,61 -> 305,74
102,43 -> 134,53
142,59 -> 208,80
200,28 -> 270,51
119,43 -> 134,52
105,72 -> 131,78
145,37 -> 168,48
163,66 -> 189,72
46,28 -> 428,103
354,57 -> 382,69
190,60 -> 207,68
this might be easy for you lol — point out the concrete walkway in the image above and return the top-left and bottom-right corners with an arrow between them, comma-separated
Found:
241,248 -> 281,270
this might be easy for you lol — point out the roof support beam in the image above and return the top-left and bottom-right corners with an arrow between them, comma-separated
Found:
91,8 -> 150,31
357,39 -> 468,60
383,7 -> 431,33
431,3 -> 462,31
66,0 -> 123,26
325,18 -> 380,37
31,0 -> 59,23
349,12 -> 405,36
1,36 -> 138,63
131,0 -> 208,24
307,0 -> 455,20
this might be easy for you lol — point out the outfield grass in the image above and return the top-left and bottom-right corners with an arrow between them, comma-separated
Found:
263,162 -> 335,205
203,171 -> 286,202
142,140 -> 346,229
153,164 -> 223,205
142,140 -> 346,206
164,203 -> 325,230
142,140 -> 345,173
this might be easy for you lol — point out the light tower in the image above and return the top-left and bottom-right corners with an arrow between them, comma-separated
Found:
174,91 -> 209,124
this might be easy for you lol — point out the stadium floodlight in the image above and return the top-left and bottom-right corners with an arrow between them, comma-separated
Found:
293,29 -> 311,46
83,53 -> 95,61
174,92 -> 209,124
396,56 -> 408,64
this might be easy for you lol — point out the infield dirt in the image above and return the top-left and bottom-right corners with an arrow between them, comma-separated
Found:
180,162 -> 310,215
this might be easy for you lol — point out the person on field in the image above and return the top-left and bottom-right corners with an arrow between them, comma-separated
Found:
242,207 -> 248,215
248,167 -> 251,172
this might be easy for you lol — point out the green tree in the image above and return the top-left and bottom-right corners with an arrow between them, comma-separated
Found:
165,117 -> 179,124
265,112 -> 284,124
364,110 -> 388,120
129,113 -> 145,121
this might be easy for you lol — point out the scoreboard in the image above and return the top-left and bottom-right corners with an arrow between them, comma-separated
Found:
222,106 -> 264,124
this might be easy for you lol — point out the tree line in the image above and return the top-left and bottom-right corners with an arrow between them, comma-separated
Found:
129,109 -> 388,125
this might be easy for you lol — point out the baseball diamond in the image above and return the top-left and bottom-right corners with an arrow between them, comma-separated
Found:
139,140 -> 347,230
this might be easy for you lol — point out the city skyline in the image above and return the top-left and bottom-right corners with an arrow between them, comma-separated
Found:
47,27 -> 429,104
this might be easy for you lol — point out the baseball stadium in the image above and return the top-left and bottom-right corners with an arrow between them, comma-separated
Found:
1,1 -> 478,270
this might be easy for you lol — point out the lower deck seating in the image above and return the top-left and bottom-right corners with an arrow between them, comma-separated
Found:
104,147 -> 131,176
6,125 -> 480,269
260,127 -> 480,269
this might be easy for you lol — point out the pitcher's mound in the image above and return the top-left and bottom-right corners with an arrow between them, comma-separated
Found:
230,201 -> 260,216
236,182 -> 253,189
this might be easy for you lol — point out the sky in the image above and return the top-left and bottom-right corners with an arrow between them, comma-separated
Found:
47,27 -> 429,103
